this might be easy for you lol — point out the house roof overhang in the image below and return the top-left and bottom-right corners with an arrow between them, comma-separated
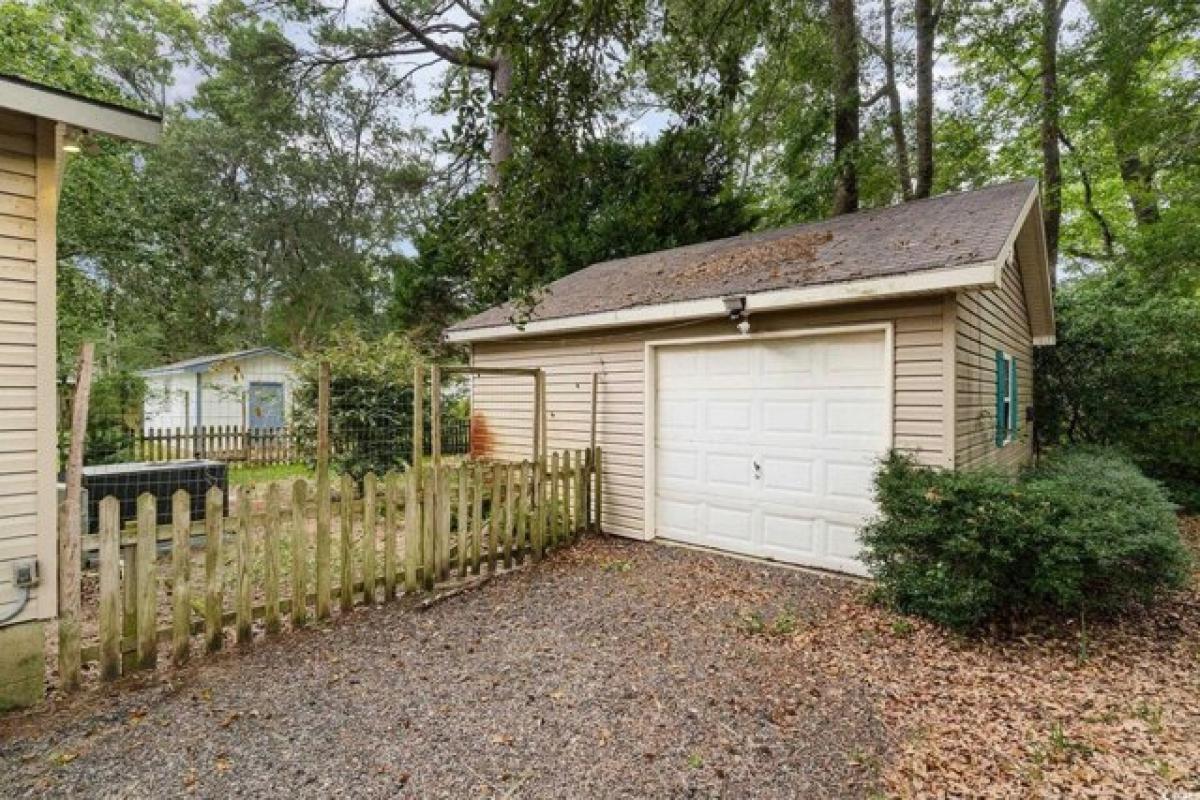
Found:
0,73 -> 162,145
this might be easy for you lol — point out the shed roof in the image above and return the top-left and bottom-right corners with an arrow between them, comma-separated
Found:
446,179 -> 1054,343
139,347 -> 296,377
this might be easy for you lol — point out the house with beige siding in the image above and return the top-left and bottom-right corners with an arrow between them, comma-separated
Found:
0,75 -> 160,709
446,179 -> 1054,577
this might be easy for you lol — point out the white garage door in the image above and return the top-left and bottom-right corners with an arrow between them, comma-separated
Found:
653,330 -> 890,576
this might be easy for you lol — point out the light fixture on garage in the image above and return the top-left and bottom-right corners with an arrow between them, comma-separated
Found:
722,295 -> 746,321
723,295 -> 750,335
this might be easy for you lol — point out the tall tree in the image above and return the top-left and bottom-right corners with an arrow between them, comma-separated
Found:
830,0 -> 860,214
913,0 -> 940,198
1040,0 -> 1063,279
875,0 -> 912,199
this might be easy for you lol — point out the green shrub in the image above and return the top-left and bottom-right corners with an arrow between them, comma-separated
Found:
861,448 -> 1190,632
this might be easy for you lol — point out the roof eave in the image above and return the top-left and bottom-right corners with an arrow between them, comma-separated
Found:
445,259 -> 1002,344
0,75 -> 162,144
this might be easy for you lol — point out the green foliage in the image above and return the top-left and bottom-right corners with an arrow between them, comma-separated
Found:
1036,269 -> 1200,509
398,124 -> 755,335
291,329 -> 420,481
862,449 -> 1190,633
58,370 -> 146,467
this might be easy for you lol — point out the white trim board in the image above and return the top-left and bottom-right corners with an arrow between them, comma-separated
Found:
640,321 -> 896,543
448,263 -> 994,344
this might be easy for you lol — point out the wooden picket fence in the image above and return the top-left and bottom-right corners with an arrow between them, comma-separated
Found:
65,448 -> 602,684
134,426 -> 295,465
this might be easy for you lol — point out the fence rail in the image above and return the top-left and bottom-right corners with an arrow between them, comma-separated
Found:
127,418 -> 472,465
62,448 -> 601,684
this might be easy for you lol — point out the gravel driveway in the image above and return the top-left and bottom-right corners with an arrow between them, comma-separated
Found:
0,536 -> 884,799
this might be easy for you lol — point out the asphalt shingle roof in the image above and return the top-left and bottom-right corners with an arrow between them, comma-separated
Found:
448,179 -> 1036,333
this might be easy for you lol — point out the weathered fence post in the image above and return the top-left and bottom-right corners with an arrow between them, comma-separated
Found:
204,487 -> 224,652
362,471 -> 378,605
593,447 -> 603,534
457,465 -> 469,578
97,497 -> 121,681
136,493 -> 157,669
58,341 -> 93,691
315,360 -> 332,620
291,479 -> 308,627
384,472 -> 400,600
339,473 -> 354,612
264,482 -> 281,634
171,489 -> 191,665
470,462 -> 483,575
236,486 -> 253,644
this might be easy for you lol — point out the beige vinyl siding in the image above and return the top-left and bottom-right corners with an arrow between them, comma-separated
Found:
471,296 -> 951,539
0,111 -> 53,623
955,256 -> 1034,470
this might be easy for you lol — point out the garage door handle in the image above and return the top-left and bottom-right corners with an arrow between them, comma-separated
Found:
753,460 -> 762,479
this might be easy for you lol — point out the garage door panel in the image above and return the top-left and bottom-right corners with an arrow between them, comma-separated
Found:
654,330 -> 888,575
705,452 -> 754,490
705,400 -> 752,432
759,455 -> 814,495
705,504 -> 754,545
762,400 -> 814,434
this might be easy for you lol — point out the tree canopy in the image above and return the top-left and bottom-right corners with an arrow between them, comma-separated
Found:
5,0 -> 1198,495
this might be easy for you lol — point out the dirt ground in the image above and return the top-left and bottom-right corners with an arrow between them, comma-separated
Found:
3,526 -> 1198,799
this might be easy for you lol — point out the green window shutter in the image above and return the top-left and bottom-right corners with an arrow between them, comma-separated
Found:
1010,357 -> 1020,434
994,350 -> 1007,446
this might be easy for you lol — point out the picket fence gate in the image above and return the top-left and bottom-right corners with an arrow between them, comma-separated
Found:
66,448 -> 602,684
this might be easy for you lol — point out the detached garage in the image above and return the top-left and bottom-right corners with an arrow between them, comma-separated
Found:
445,179 -> 1055,576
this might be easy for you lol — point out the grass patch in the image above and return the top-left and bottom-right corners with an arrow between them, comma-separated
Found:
229,463 -> 316,486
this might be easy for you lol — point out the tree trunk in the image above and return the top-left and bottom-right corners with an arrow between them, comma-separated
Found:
1040,0 -> 1062,282
1117,151 -> 1160,226
913,0 -> 936,198
830,0 -> 860,216
487,50 -> 514,192
882,0 -> 912,200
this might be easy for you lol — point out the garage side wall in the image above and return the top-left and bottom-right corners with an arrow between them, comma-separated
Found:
955,256 -> 1035,469
0,111 -> 56,623
471,297 -> 951,539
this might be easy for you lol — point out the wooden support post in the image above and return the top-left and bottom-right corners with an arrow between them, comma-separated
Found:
316,361 -> 331,620
430,365 -> 442,469
264,482 -> 282,634
136,493 -> 157,669
204,487 -> 223,652
290,479 -> 308,627
574,449 -> 585,537
57,341 -> 93,691
412,364 -> 424,476
171,490 -> 191,665
340,473 -> 354,612
97,497 -> 121,681
362,472 -> 378,605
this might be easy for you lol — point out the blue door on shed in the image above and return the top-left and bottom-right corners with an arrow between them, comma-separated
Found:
247,381 -> 285,429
